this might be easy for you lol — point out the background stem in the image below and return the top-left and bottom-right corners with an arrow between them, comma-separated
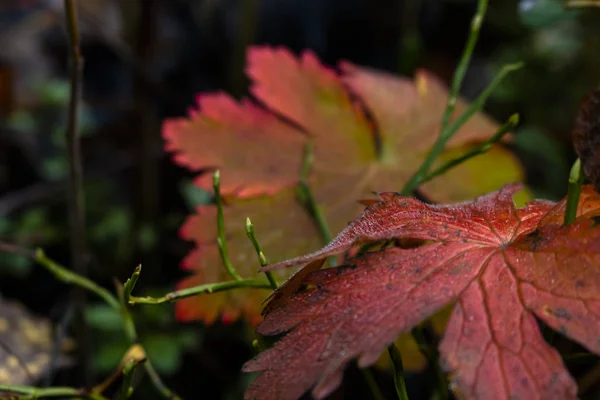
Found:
64,0 -> 90,384
388,344 -> 410,400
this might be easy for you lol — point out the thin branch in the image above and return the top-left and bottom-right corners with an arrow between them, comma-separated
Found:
245,217 -> 278,289
213,171 -> 243,281
115,282 -> 181,400
0,242 -> 121,310
0,242 -> 179,400
438,0 -> 488,135
401,61 -> 523,195
418,113 -> 519,186
36,248 -> 121,310
297,181 -> 332,244
0,384 -> 107,400
296,143 -> 334,265
64,0 -> 90,383
123,265 -> 142,304
400,0 -> 523,196
128,279 -> 273,305
142,359 -> 181,400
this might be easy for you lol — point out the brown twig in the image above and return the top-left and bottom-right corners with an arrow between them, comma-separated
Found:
64,0 -> 90,385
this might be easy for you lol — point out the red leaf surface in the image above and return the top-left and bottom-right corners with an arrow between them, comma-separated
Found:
244,184 -> 600,400
163,46 -> 526,326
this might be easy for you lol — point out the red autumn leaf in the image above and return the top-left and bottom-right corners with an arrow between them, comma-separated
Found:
244,184 -> 600,400
163,46 -> 526,326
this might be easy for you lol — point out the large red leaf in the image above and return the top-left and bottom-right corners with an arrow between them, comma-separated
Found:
244,184 -> 600,400
162,46 -> 526,326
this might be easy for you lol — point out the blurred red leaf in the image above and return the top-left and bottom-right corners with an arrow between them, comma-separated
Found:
244,184 -> 600,400
163,46 -> 526,326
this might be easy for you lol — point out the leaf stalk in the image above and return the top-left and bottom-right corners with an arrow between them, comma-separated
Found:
401,62 -> 523,195
213,171 -> 243,281
419,113 -> 519,186
245,217 -> 278,289
128,279 -> 273,305
0,384 -> 107,400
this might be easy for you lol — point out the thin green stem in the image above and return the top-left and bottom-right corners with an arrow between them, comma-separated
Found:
564,158 -> 584,225
117,359 -> 144,400
129,279 -> 272,305
297,181 -> 332,244
123,265 -> 142,304
0,384 -> 107,400
0,243 -> 178,400
116,279 -> 139,344
299,141 -> 314,182
297,143 -> 335,265
35,249 -> 121,310
143,358 -> 181,400
298,179 -> 334,266
361,368 -> 385,400
402,62 -> 523,195
388,344 -> 409,400
442,62 -> 523,141
213,170 -> 243,281
116,274 -> 181,399
439,0 -> 487,134
419,113 -> 519,185
245,217 -> 278,289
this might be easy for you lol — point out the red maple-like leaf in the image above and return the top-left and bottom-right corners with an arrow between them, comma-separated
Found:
162,46 -> 526,326
244,184 -> 600,400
